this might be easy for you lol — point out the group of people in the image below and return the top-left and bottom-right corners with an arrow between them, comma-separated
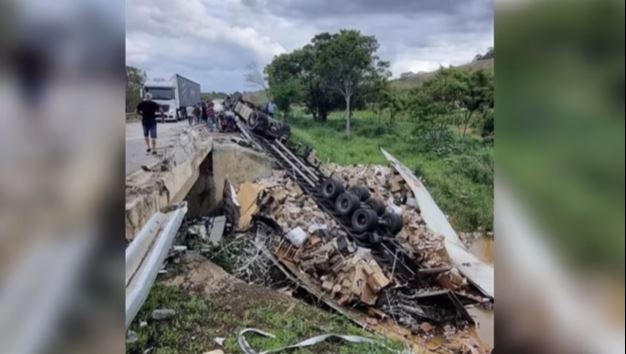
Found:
186,100 -> 217,131
136,94 -> 252,154
136,94 -> 279,155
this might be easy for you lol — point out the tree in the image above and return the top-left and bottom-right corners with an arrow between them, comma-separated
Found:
265,53 -> 301,117
408,67 -> 494,145
126,65 -> 146,112
381,89 -> 405,125
363,61 -> 392,121
313,30 -> 389,136
265,45 -> 343,121
458,70 -> 494,140
264,30 -> 388,127
409,67 -> 465,145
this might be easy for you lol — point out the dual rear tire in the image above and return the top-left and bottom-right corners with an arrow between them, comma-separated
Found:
323,179 -> 403,236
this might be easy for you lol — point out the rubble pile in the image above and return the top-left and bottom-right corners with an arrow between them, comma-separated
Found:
173,161 -> 492,353
258,171 -> 393,307
257,171 -> 343,236
275,233 -> 391,306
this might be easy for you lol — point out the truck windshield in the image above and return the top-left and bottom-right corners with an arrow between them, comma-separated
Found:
145,87 -> 174,100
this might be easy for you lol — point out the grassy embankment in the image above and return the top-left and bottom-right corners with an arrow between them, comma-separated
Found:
127,284 -> 407,354
287,109 -> 493,232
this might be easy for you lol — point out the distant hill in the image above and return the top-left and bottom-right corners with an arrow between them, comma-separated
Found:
390,58 -> 494,90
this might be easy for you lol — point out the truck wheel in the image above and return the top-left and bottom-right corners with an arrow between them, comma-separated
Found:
348,185 -> 371,201
321,178 -> 345,200
268,121 -> 281,139
335,192 -> 360,216
257,113 -> 269,130
382,211 -> 403,236
247,112 -> 259,129
365,198 -> 386,216
351,208 -> 379,233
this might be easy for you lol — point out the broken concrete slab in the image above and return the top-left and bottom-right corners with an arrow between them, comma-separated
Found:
125,127 -> 213,240
211,140 -> 274,207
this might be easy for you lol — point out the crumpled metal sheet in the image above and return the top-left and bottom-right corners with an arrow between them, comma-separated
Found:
380,148 -> 494,298
237,328 -> 408,354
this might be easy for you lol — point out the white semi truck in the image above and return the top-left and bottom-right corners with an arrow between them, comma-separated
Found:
141,74 -> 201,122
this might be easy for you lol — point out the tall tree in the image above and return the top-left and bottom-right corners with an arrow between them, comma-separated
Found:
265,52 -> 303,117
265,45 -> 342,121
458,70 -> 494,140
409,67 -> 465,145
126,65 -> 146,112
313,30 -> 388,135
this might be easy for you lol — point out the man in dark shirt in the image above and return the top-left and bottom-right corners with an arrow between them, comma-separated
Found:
136,93 -> 162,154
200,101 -> 208,125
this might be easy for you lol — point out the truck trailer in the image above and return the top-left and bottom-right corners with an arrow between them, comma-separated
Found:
142,74 -> 201,122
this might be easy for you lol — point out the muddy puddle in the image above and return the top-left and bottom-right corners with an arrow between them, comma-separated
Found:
469,237 -> 495,264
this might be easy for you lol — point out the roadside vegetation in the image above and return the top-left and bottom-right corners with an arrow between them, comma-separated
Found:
128,283 -> 406,354
289,107 -> 493,232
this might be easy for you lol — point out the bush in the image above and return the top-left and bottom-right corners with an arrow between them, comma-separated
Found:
449,153 -> 493,185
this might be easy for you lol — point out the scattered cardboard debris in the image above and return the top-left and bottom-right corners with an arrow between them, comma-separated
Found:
236,182 -> 265,229
173,155 -> 492,353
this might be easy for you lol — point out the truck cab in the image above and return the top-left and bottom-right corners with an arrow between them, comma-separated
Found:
142,79 -> 178,122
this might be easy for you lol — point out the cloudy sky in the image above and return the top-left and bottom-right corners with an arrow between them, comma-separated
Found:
126,0 -> 493,92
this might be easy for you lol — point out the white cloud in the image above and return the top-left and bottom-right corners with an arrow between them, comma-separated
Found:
126,0 -> 493,91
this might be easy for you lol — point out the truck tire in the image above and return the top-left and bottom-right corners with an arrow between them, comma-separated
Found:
382,211 -> 403,236
348,185 -> 371,201
351,208 -> 379,233
365,198 -> 386,216
268,121 -> 281,139
247,112 -> 259,129
257,113 -> 269,130
321,178 -> 345,200
335,192 -> 360,216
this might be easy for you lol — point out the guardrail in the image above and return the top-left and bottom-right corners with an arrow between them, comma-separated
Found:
125,203 -> 188,329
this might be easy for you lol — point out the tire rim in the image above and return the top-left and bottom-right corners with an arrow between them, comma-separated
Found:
356,213 -> 367,226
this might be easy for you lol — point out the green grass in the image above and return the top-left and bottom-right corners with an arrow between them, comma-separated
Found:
286,108 -> 493,231
127,283 -> 407,354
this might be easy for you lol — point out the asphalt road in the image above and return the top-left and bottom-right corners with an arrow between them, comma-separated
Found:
125,120 -> 190,175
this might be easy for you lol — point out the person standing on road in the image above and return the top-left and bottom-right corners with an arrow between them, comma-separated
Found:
193,104 -> 201,126
267,99 -> 277,118
206,101 -> 216,132
201,101 -> 208,125
186,105 -> 194,125
136,93 -> 161,154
